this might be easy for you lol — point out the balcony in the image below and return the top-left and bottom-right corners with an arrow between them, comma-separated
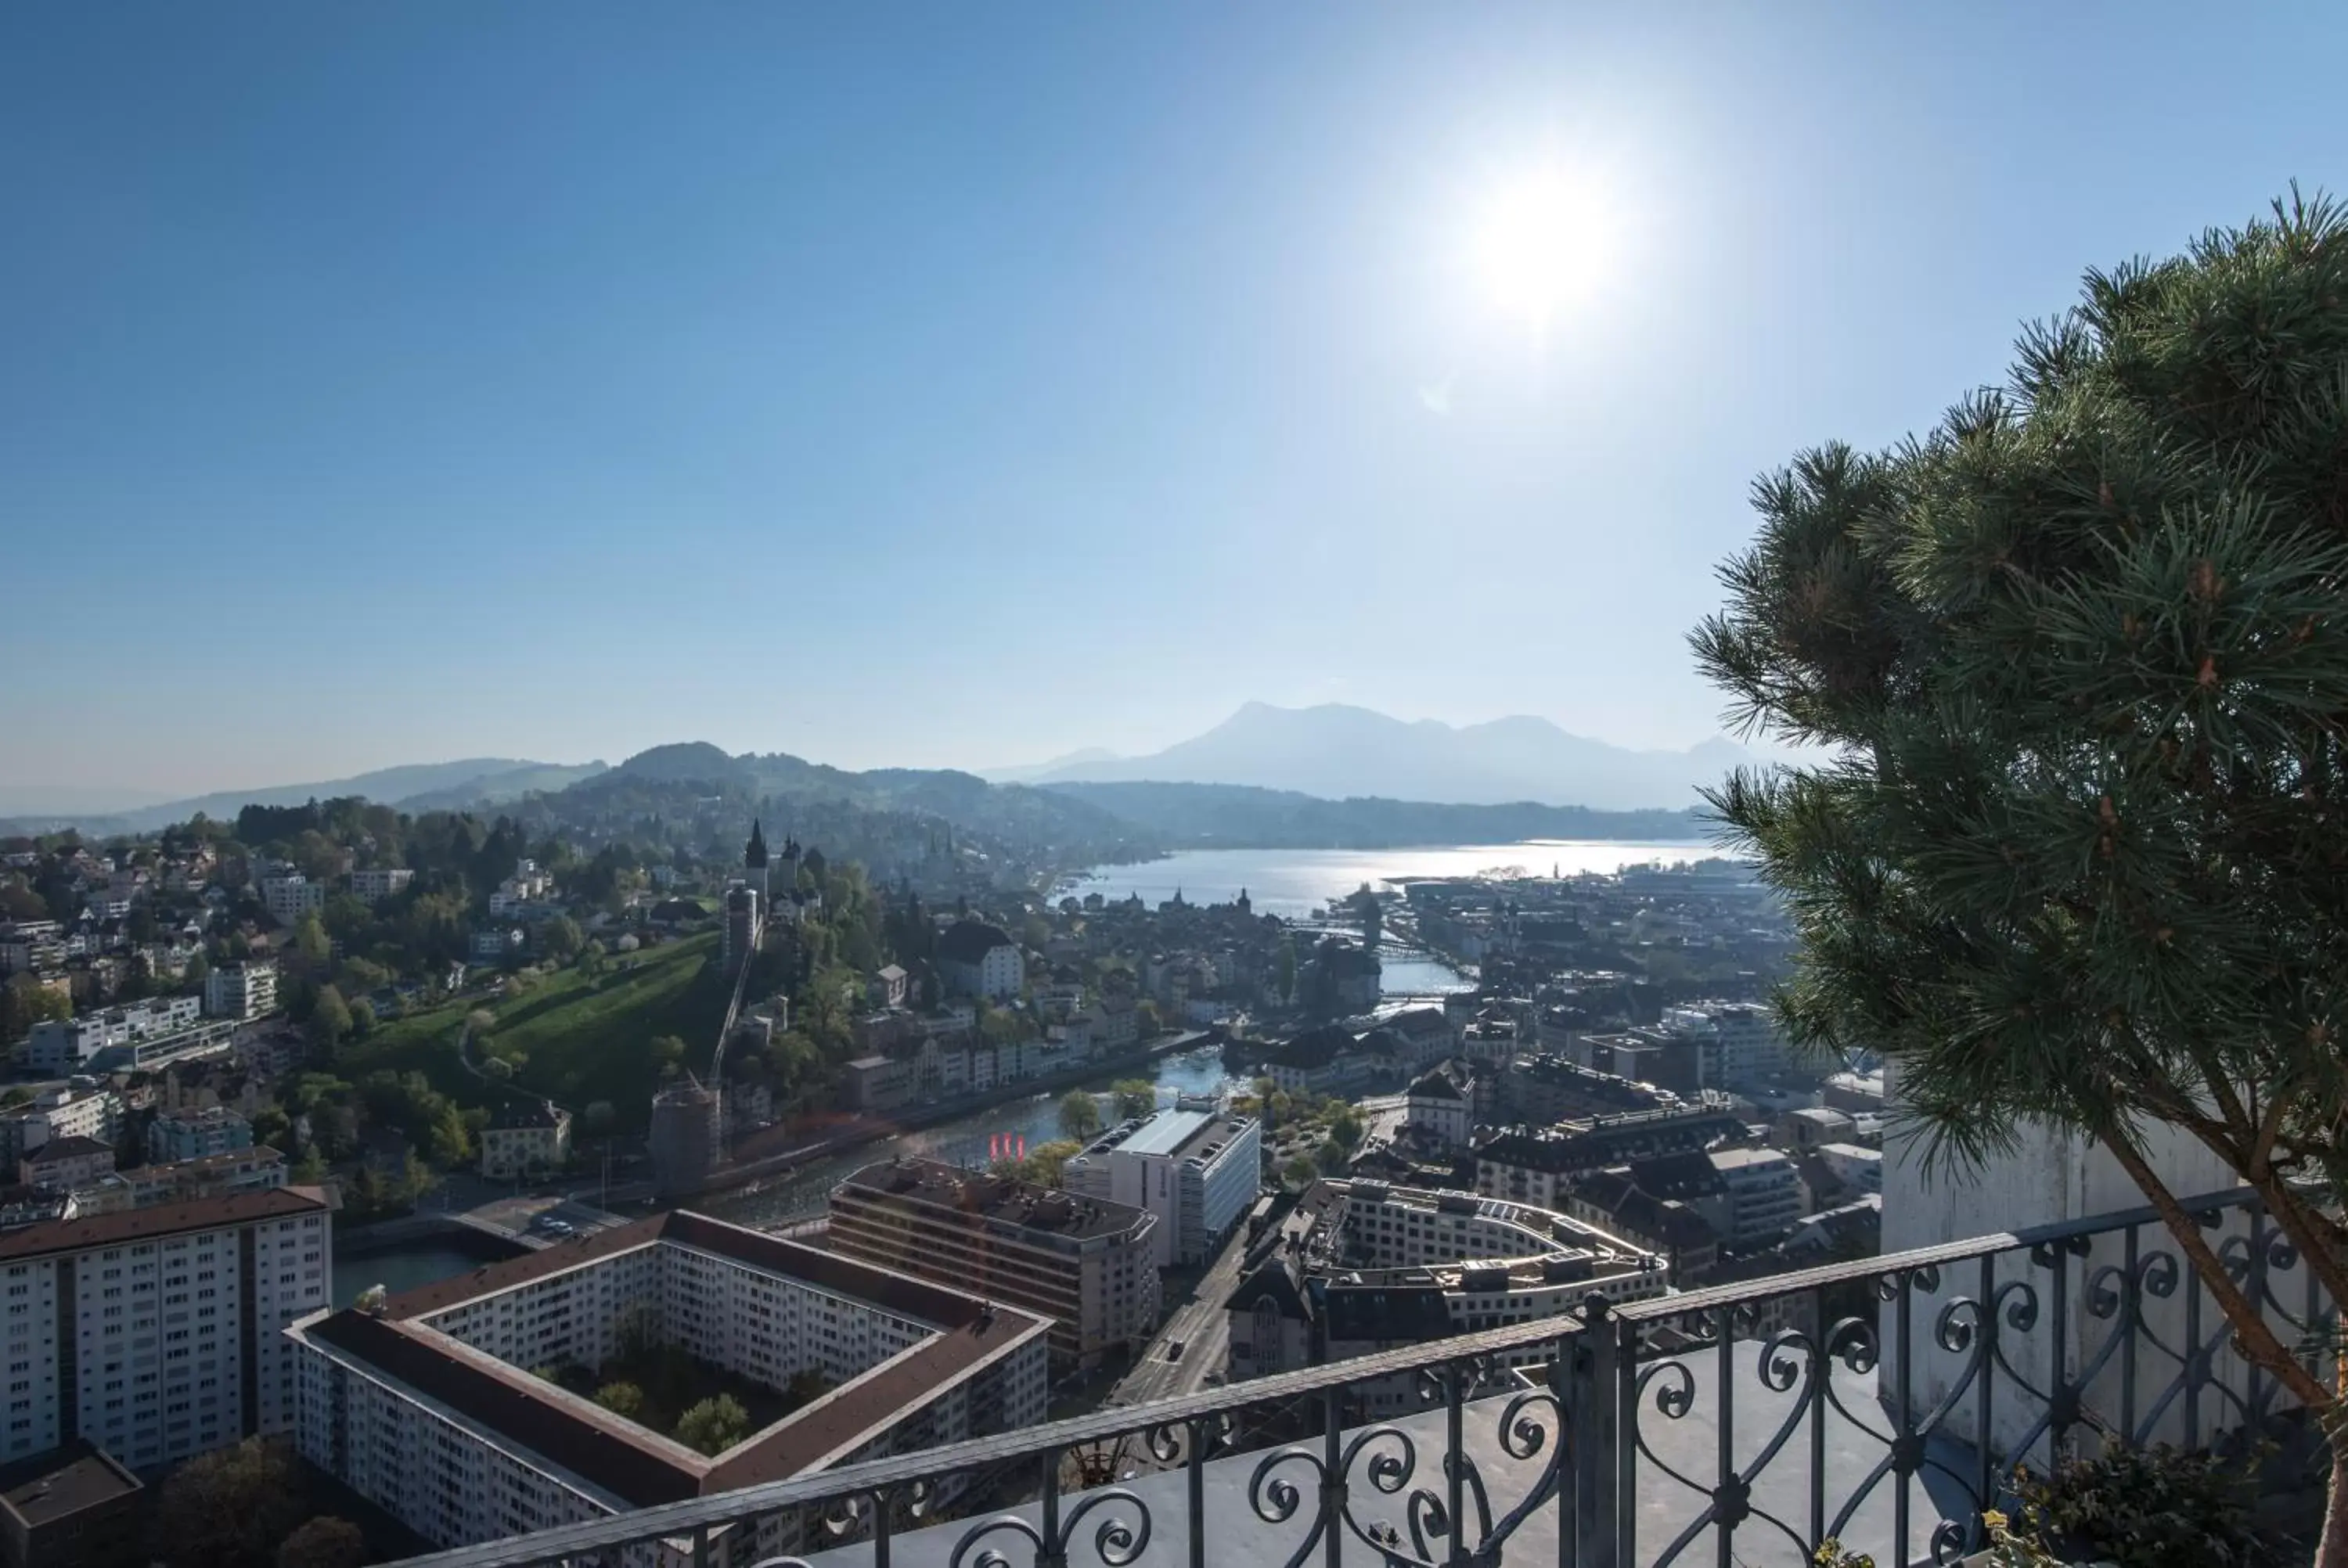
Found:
383,1184 -> 2333,1568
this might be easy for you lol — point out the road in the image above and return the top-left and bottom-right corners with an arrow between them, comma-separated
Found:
1105,1218 -> 1255,1413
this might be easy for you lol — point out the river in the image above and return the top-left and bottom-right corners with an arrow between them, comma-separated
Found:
698,1045 -> 1248,1228
1064,840 -> 1714,919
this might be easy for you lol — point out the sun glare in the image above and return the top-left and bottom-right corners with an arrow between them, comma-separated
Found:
1470,166 -> 1618,331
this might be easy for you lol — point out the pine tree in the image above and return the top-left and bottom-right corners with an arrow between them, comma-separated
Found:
1693,189 -> 2348,1563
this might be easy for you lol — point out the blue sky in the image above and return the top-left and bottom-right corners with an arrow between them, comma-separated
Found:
4,3 -> 2342,797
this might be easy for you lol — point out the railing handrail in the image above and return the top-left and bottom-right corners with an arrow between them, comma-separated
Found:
1612,1181 -> 2270,1322
380,1181 -> 2287,1568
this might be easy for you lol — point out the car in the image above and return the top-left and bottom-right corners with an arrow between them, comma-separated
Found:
1165,1339 -> 1186,1363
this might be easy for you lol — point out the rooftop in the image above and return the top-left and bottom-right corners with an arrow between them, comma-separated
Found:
1118,1108 -> 1212,1158
303,1208 -> 1053,1510
838,1157 -> 1155,1244
0,1185 -> 329,1262
0,1442 -> 141,1530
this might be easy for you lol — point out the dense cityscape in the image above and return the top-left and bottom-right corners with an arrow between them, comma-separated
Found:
6,8 -> 2342,1568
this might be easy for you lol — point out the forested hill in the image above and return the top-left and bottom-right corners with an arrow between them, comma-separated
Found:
1039,780 -> 1711,847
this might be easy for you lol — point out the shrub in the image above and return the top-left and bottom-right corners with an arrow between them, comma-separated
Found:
2008,1447 -> 2262,1568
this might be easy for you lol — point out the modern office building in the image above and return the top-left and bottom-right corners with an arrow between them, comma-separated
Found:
1062,1108 -> 1261,1266
0,1186 -> 333,1471
828,1157 -> 1160,1369
290,1210 -> 1049,1557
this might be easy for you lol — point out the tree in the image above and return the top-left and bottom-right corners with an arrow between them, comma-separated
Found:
1690,191 -> 2348,1563
594,1381 -> 646,1419
674,1393 -> 751,1455
277,1516 -> 368,1568
541,915 -> 584,962
1276,935 -> 1298,1003
1111,1078 -> 1157,1120
0,974 -> 69,1045
309,984 -> 352,1050
153,1436 -> 304,1568
427,1101 -> 472,1166
1328,1110 -> 1363,1149
582,1100 -> 617,1135
1281,1155 -> 1319,1189
1057,1088 -> 1102,1141
346,996 -> 376,1040
294,912 -> 332,965
1027,1138 -> 1081,1188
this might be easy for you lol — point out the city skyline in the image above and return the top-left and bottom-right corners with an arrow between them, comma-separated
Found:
6,4 -> 2344,795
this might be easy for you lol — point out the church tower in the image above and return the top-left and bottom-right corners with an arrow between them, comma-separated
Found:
744,818 -> 770,903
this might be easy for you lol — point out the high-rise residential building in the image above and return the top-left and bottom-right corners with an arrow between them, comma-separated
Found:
0,1186 -> 333,1471
829,1157 -> 1160,1369
1062,1108 -> 1262,1266
290,1210 -> 1049,1557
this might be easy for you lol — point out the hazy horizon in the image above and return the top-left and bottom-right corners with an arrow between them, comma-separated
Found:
7,4 -> 2342,795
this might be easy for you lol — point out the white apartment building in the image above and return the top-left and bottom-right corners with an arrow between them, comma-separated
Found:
1709,1145 -> 1804,1243
261,876 -> 326,925
937,920 -> 1024,1001
477,1099 -> 571,1181
204,962 -> 279,1021
290,1210 -> 1049,1557
0,1186 -> 332,1471
0,1086 -> 122,1167
1063,1108 -> 1262,1267
348,868 -> 415,904
1661,1002 -> 1790,1085
23,995 -> 208,1074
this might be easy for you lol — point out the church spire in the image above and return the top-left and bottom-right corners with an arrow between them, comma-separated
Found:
745,818 -> 769,869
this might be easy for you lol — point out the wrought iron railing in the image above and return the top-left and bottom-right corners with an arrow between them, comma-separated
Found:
382,1185 -> 2335,1568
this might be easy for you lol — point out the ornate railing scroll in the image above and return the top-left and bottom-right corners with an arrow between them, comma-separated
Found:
1602,1183 -> 2337,1567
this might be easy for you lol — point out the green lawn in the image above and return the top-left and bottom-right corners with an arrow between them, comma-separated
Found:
339,933 -> 731,1127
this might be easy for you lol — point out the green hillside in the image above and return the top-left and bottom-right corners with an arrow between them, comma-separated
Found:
344,933 -> 729,1126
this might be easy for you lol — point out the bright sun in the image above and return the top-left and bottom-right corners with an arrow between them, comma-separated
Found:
1470,166 -> 1618,330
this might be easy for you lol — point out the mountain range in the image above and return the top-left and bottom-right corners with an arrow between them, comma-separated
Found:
0,758 -> 609,836
995,703 -> 1763,811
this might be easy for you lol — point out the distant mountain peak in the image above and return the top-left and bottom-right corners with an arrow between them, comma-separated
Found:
1034,702 -> 1765,811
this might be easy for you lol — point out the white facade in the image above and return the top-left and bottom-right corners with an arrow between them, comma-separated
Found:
261,876 -> 326,925
349,868 -> 416,904
23,994 -> 204,1074
1064,1109 -> 1262,1266
1815,1142 -> 1883,1195
1879,1058 -> 2251,1460
204,961 -> 279,1020
1708,1146 -> 1803,1243
0,1087 -> 122,1166
0,1188 -> 330,1471
292,1212 -> 1051,1558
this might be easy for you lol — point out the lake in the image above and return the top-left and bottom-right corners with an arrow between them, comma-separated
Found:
1065,840 -> 1716,919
